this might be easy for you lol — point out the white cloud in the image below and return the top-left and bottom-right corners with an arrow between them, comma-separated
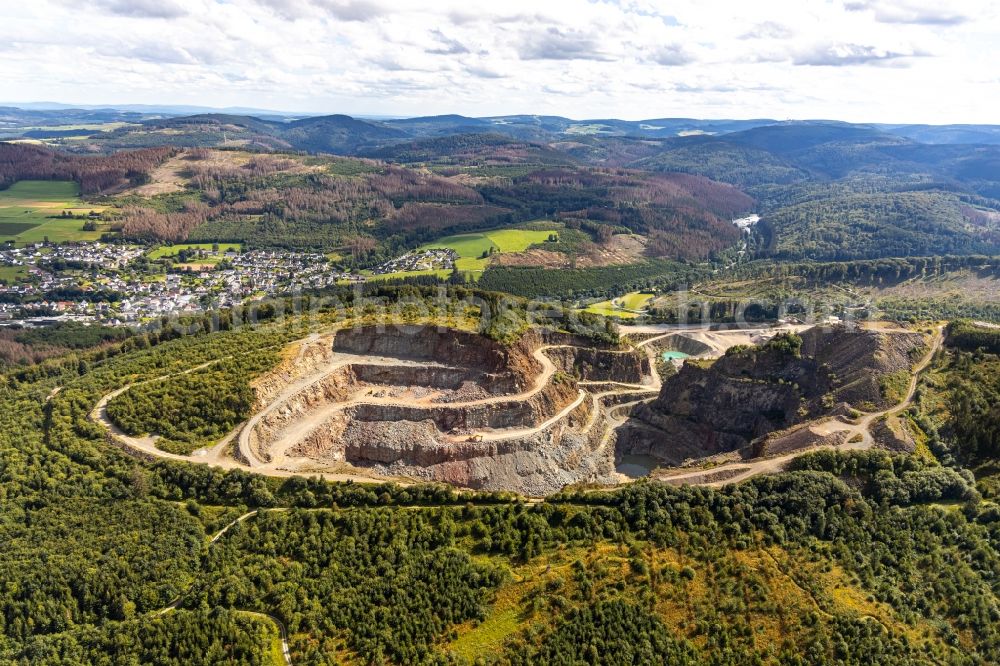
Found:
844,1 -> 971,26
740,21 -> 794,40
517,27 -> 617,61
793,43 -> 928,66
81,0 -> 189,19
647,44 -> 693,66
0,0 -> 997,123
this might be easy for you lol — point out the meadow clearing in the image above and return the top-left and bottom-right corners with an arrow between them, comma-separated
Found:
582,291 -> 655,318
371,224 -> 560,280
147,243 -> 243,260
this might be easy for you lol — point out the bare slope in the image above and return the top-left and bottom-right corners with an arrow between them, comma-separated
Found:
625,325 -> 926,463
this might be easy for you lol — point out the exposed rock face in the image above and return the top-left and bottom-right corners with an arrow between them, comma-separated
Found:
622,326 -> 925,463
248,366 -> 358,463
251,333 -> 336,409
286,373 -> 579,463
333,325 -> 541,394
871,415 -> 917,453
367,398 -> 619,495
797,326 -> 925,410
755,423 -> 851,457
351,378 -> 577,432
545,346 -> 649,383
350,364 -> 487,395
245,326 -> 621,494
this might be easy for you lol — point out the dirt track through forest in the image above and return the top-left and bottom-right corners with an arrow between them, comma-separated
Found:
152,509 -> 293,665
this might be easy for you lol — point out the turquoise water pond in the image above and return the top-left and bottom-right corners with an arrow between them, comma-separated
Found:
661,350 -> 690,361
617,454 -> 661,478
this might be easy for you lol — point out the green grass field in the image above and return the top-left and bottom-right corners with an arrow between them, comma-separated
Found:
363,225 -> 561,281
618,291 -> 655,311
484,227 -> 557,253
582,302 -> 641,319
0,266 -> 29,283
416,233 -> 494,266
365,268 -> 452,282
388,226 -> 561,279
147,243 -> 242,260
0,180 -> 112,245
582,291 -> 654,318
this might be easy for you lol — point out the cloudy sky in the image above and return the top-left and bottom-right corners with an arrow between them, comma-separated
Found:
3,0 -> 997,122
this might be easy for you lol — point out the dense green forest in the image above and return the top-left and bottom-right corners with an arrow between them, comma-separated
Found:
912,324 -> 1000,497
16,608 -> 283,665
946,320 -> 1000,355
0,304 -> 997,664
478,259 -> 701,299
0,322 -> 131,368
634,136 -> 810,188
731,255 -> 1000,286
106,352 -> 277,454
757,190 -> 999,261
683,256 -> 1000,324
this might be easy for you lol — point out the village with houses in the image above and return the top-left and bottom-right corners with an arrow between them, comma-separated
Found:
0,242 -> 365,327
370,248 -> 458,275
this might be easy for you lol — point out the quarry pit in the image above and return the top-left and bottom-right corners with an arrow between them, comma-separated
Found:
93,321 -> 934,495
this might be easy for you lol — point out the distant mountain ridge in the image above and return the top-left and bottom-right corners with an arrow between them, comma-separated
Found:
4,104 -> 1000,146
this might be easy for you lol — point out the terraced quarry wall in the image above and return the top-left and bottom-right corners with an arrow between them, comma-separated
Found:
621,325 -> 927,465
240,326 -> 622,494
96,320 -> 938,495
333,325 -> 541,394
545,346 -> 649,383
370,397 -> 613,493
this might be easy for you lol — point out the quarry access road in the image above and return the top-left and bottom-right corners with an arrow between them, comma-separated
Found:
236,351 -> 471,468
89,360 -> 405,484
92,321 -> 861,493
252,344 -> 588,467
90,360 -> 224,466
657,325 -> 945,487
90,340 -> 617,482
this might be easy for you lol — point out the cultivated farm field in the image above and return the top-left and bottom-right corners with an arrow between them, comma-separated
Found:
0,180 -> 109,245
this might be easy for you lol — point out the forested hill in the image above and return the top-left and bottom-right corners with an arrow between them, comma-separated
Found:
0,309 -> 998,664
632,124 -> 1000,261
3,110 -> 999,263
0,143 -> 752,265
0,142 -> 174,193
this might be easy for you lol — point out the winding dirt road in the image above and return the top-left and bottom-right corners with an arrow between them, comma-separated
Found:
239,344 -> 573,468
237,351 -> 473,468
89,341 -> 616,481
154,509 -> 293,665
